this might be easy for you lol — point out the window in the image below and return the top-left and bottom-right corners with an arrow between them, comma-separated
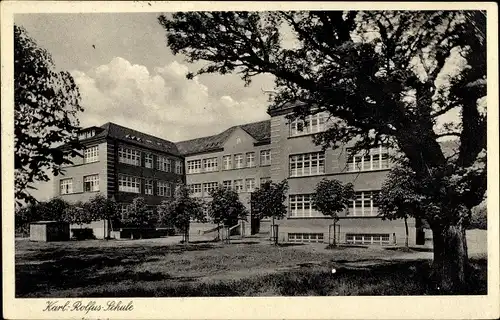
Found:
348,191 -> 380,216
118,175 -> 141,193
145,153 -> 154,168
187,159 -> 202,174
203,182 -> 218,195
346,233 -> 390,245
246,152 -> 256,168
245,178 -> 256,192
84,146 -> 99,163
260,177 -> 271,187
288,233 -> 324,243
145,179 -> 154,195
175,160 -> 183,174
289,194 -> 323,217
119,204 -> 129,218
157,156 -> 171,172
83,174 -> 99,192
157,181 -> 172,197
289,152 -> 325,177
234,154 -> 244,169
223,155 -> 232,170
118,147 -> 141,166
289,113 -> 326,136
189,184 -> 202,196
60,178 -> 73,195
347,146 -> 390,172
223,180 -> 232,190
260,150 -> 271,166
79,130 -> 96,140
203,157 -> 218,172
234,179 -> 244,193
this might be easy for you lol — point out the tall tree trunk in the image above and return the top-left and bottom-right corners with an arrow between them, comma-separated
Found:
404,216 -> 409,248
431,222 -> 469,293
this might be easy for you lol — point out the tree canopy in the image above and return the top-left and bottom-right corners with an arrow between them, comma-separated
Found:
14,25 -> 83,205
159,10 -> 487,291
250,180 -> 288,221
158,184 -> 205,242
208,186 -> 248,227
312,179 -> 354,221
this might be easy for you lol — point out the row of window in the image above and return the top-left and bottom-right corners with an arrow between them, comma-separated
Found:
289,191 -> 380,218
60,175 -> 100,194
187,150 -> 271,174
287,233 -> 390,245
117,175 -> 174,196
289,147 -> 390,177
188,177 -> 272,196
345,233 -> 391,245
289,113 -> 327,137
117,146 -> 183,174
60,175 -> 175,197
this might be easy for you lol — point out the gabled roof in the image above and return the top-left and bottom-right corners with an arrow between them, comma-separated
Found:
81,122 -> 180,156
175,120 -> 271,156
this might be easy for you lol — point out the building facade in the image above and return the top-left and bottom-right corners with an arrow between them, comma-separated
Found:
176,105 -> 429,246
176,120 -> 272,236
56,114 -> 428,245
55,122 -> 184,238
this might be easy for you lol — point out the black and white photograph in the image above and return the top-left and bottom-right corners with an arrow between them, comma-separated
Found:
1,1 -> 498,319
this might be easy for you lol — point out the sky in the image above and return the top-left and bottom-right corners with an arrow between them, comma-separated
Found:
15,13 -> 277,201
14,12 -> 468,202
15,13 -> 276,142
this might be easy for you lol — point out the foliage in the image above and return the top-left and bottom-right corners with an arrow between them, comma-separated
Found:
14,25 -> 84,205
469,203 -> 487,230
158,184 -> 205,240
159,11 -> 486,288
63,201 -> 89,226
312,179 -> 354,222
122,197 -> 156,228
208,186 -> 248,227
84,194 -> 120,223
250,180 -> 288,220
159,10 -> 486,219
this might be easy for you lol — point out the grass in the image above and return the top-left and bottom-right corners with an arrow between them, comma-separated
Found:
15,238 -> 487,297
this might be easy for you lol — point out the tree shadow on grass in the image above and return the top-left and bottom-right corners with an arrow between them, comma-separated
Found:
15,242 -> 216,297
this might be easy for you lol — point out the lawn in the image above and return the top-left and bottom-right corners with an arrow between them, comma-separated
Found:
15,236 -> 487,297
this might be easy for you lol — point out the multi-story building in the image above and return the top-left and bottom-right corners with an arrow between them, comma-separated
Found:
55,122 -> 184,238
176,120 -> 272,236
267,105 -> 422,246
177,105 -> 427,246
56,113 -> 430,245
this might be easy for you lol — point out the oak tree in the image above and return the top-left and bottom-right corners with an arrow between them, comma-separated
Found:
159,11 -> 487,292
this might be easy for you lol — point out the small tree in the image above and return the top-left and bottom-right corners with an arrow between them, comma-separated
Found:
43,197 -> 71,222
63,201 -> 89,226
250,180 -> 288,244
312,179 -> 354,247
158,184 -> 205,244
122,197 -> 156,238
83,194 -> 120,239
208,186 -> 248,243
378,163 -> 438,249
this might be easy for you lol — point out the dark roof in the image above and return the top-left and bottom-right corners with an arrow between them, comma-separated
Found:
175,120 -> 271,156
83,122 -> 180,156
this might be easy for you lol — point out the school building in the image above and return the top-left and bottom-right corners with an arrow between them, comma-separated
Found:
55,105 -> 434,245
